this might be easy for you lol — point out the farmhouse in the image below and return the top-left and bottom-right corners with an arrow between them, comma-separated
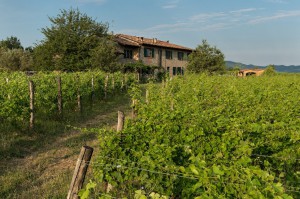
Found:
115,34 -> 193,76
238,69 -> 265,77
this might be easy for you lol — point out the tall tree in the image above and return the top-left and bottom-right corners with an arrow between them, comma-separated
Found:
187,40 -> 225,74
33,8 -> 112,71
0,36 -> 23,50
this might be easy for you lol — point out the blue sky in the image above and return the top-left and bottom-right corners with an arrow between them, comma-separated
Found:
0,0 -> 300,65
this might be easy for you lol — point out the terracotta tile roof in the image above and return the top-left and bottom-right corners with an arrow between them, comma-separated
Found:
115,34 -> 193,51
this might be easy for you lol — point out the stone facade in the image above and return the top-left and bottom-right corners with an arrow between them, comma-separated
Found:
115,34 -> 193,76
238,69 -> 265,77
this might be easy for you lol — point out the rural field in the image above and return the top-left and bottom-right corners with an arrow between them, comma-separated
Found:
0,72 -> 300,198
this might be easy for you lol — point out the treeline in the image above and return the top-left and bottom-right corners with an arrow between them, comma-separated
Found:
1,8 -> 229,75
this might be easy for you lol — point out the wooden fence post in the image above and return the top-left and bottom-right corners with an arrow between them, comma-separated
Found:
117,111 -> 125,132
117,111 -> 125,147
77,76 -> 81,113
67,146 -> 94,199
6,78 -> 11,100
57,76 -> 62,115
29,80 -> 35,129
91,76 -> 95,102
132,99 -> 137,118
104,75 -> 109,99
146,90 -> 149,104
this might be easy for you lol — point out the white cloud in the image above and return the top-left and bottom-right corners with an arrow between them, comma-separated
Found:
118,8 -> 299,36
76,0 -> 106,4
248,10 -> 300,24
230,8 -> 260,14
162,0 -> 180,9
266,0 -> 289,4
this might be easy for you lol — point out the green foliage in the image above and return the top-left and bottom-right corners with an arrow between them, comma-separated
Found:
263,64 -> 277,76
0,36 -> 23,50
92,74 -> 300,198
90,37 -> 120,72
33,8 -> 111,71
0,48 -> 33,71
78,180 -> 96,199
187,40 -> 225,74
0,71 -> 135,124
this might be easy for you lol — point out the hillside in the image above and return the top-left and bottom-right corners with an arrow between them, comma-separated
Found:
226,61 -> 300,73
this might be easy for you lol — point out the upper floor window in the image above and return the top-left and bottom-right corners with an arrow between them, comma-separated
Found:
178,52 -> 184,61
166,50 -> 173,59
124,49 -> 133,59
144,48 -> 154,58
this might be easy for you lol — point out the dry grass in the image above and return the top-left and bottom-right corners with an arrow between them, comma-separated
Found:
0,93 -> 132,198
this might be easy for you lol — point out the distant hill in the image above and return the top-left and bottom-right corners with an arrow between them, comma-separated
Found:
226,61 -> 300,73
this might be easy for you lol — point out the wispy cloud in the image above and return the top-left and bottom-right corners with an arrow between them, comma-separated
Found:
230,8 -> 261,14
248,10 -> 300,24
266,0 -> 289,4
118,8 -> 300,36
162,0 -> 180,9
76,0 -> 107,4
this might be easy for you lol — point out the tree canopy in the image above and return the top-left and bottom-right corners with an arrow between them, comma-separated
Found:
187,40 -> 225,74
0,36 -> 32,71
33,8 -> 117,71
0,36 -> 23,50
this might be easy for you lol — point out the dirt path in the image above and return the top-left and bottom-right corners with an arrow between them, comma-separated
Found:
0,94 -> 132,198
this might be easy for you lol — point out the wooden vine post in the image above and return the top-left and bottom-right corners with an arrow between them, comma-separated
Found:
67,146 -> 94,199
91,76 -> 95,102
77,75 -> 81,113
57,76 -> 62,115
117,111 -> 125,132
104,75 -> 109,99
132,99 -> 137,118
29,80 -> 35,129
117,111 -> 125,145
146,89 -> 149,104
6,78 -> 11,99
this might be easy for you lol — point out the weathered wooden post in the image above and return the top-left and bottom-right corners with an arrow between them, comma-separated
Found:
57,76 -> 62,115
117,111 -> 125,132
118,111 -> 125,146
132,99 -> 137,118
104,75 -> 109,99
6,78 -> 11,100
145,89 -> 149,104
67,146 -> 94,199
91,76 -> 95,102
29,80 -> 35,129
76,75 -> 81,113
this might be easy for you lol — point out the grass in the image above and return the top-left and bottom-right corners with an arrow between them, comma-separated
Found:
0,92 -> 132,198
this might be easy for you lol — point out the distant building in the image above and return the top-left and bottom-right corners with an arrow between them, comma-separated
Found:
238,69 -> 265,77
115,34 -> 193,76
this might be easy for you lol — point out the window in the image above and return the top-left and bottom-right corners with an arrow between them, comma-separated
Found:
144,48 -> 154,58
166,67 -> 170,74
166,50 -> 173,59
178,52 -> 184,60
177,67 -> 182,75
172,67 -> 176,76
124,49 -> 133,59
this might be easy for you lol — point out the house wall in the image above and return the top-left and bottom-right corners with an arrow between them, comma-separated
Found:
119,45 -> 191,76
140,46 -> 190,76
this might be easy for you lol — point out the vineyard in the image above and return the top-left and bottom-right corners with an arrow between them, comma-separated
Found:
86,74 -> 300,198
0,71 -> 135,125
0,71 -> 135,160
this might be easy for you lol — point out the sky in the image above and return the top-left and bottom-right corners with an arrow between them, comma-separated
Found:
0,0 -> 300,66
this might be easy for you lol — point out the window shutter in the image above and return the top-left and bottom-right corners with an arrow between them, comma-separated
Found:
152,49 -> 155,58
144,48 -> 147,57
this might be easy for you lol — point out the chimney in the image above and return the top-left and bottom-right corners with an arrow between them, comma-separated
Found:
140,37 -> 144,41
153,38 -> 157,43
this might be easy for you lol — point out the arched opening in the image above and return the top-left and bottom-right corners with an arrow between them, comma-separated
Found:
246,72 -> 256,76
